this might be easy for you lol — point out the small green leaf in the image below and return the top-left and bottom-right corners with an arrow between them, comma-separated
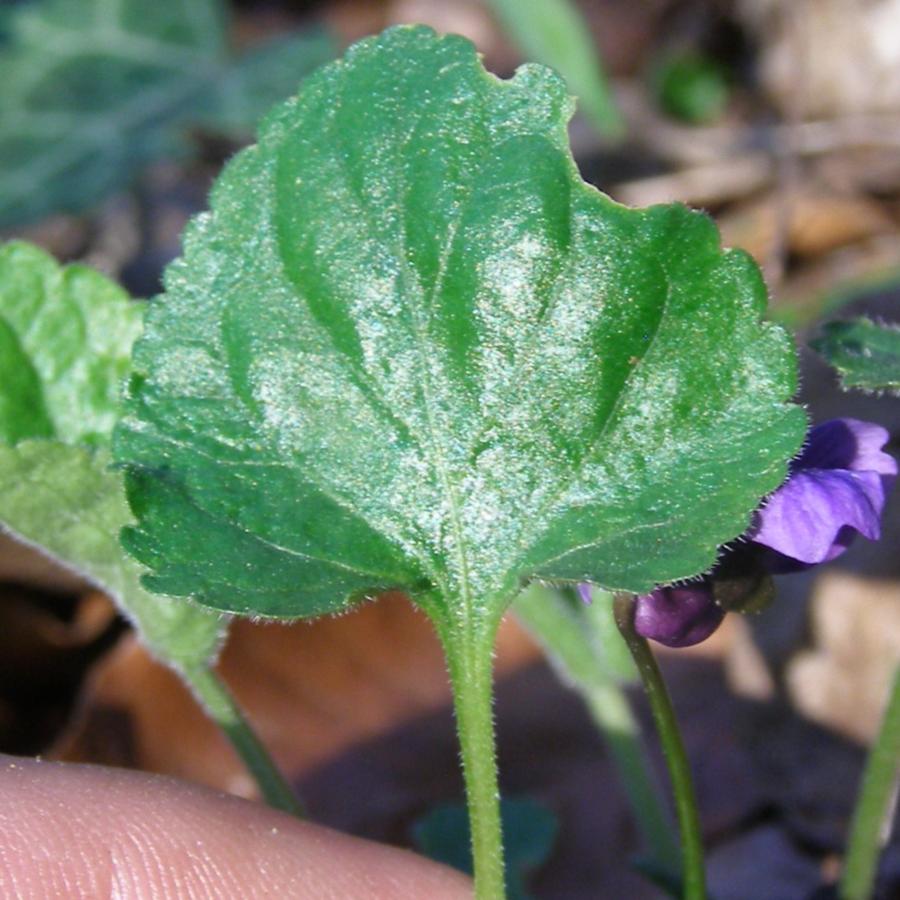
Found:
115,27 -> 804,628
0,241 -> 142,445
0,242 -> 223,669
485,0 -> 624,137
0,442 -> 223,667
412,797 -> 558,900
812,318 -> 900,395
0,0 -> 335,226
651,52 -> 730,125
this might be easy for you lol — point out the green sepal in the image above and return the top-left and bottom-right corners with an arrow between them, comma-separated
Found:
711,562 -> 775,615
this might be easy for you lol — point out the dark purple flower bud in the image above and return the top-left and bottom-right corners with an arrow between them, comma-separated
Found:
750,418 -> 896,571
577,583 -> 593,605
633,583 -> 725,648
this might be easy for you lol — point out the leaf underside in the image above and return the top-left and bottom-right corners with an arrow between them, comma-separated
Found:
0,242 -> 224,668
0,0 -> 334,227
813,318 -> 900,395
115,26 -> 805,625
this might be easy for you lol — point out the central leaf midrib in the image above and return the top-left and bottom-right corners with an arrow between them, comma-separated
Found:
322,60 -> 628,610
388,75 -> 477,614
321,61 -> 491,612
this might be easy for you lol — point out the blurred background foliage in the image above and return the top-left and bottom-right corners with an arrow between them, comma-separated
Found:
1,1 -> 899,897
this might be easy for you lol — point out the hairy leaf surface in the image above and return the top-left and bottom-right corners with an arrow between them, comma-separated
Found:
813,318 -> 900,395
0,0 -> 334,226
115,27 -> 805,624
0,242 -> 223,667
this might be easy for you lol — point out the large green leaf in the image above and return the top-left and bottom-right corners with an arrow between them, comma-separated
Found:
0,0 -> 335,227
0,241 -> 224,668
115,26 -> 805,628
813,318 -> 900,395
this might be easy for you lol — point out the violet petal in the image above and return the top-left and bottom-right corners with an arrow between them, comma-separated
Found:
797,418 -> 896,476
752,468 -> 889,563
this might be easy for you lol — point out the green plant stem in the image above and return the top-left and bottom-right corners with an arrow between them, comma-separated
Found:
840,666 -> 900,900
582,680 -> 681,873
182,664 -> 304,818
439,617 -> 506,899
513,585 -> 679,874
614,593 -> 708,900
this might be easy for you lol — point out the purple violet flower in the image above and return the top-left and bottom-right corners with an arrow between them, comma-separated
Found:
749,417 -> 896,571
586,418 -> 896,649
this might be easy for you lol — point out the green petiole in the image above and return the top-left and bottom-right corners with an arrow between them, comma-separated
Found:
182,663 -> 304,818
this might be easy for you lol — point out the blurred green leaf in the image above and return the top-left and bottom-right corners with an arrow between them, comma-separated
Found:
200,30 -> 336,135
813,318 -> 900,395
485,0 -> 624,137
413,797 -> 558,900
0,0 -> 335,227
0,241 -> 224,669
652,52 -> 730,124
515,584 -> 637,689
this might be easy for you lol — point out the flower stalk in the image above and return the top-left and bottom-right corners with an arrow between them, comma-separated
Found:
515,584 -> 680,876
614,593 -> 708,900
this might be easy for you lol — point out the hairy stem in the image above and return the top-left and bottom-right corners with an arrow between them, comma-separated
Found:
183,664 -> 304,818
614,593 -> 708,900
438,615 -> 506,899
840,666 -> 900,900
